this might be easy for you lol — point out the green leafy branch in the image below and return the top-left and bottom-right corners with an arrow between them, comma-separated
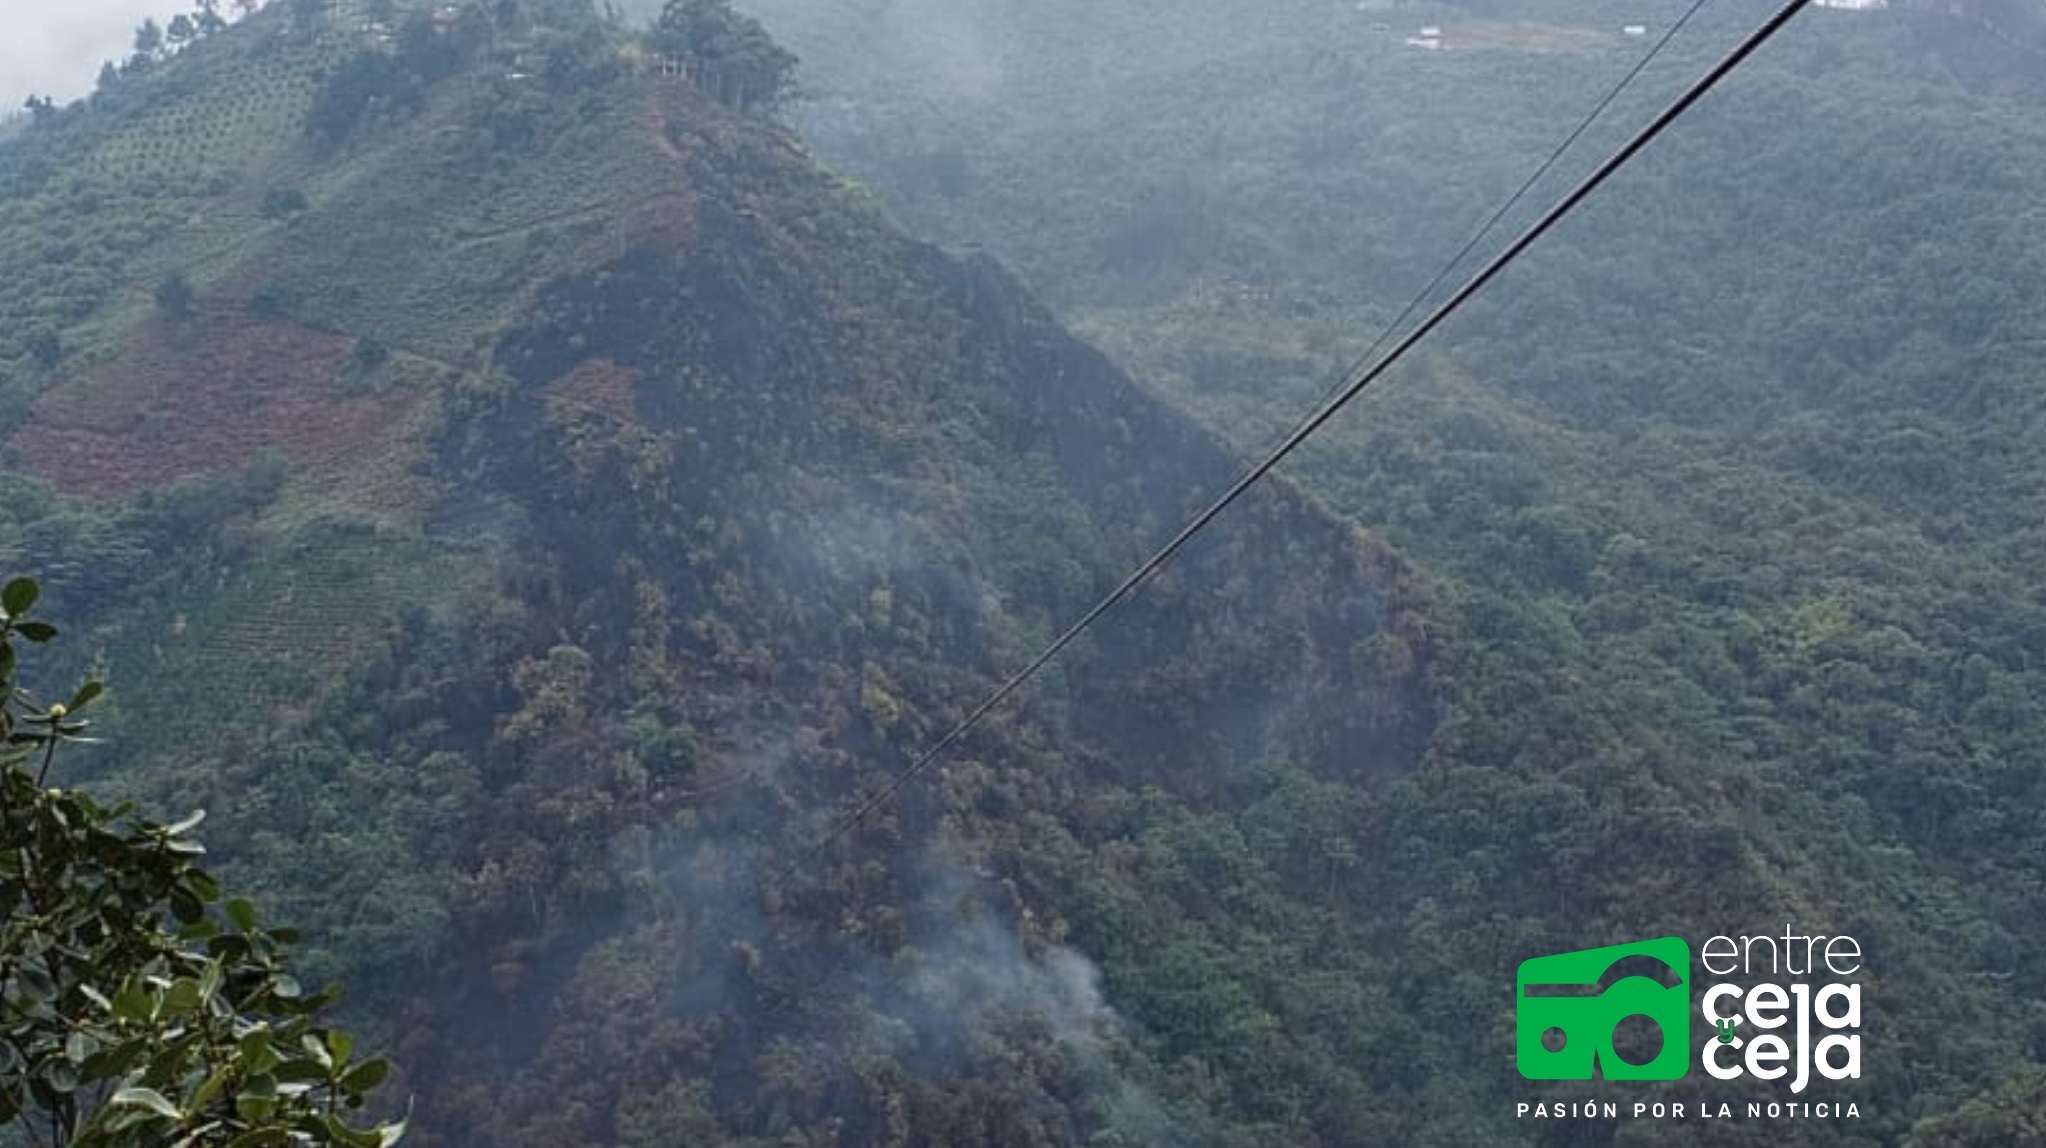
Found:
0,576 -> 407,1148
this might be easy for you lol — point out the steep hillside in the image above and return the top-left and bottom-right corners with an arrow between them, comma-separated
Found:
745,0 -> 2046,1143
0,4 -> 1441,1147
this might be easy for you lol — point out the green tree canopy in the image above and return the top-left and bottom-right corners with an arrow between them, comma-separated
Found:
0,576 -> 406,1148
153,273 -> 194,319
648,0 -> 797,112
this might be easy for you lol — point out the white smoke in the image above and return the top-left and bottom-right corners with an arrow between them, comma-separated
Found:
869,851 -> 1190,1146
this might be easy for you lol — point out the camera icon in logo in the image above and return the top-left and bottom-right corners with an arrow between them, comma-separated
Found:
1517,937 -> 1690,1081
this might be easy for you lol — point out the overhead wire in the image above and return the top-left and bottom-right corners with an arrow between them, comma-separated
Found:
1286,0 -> 1719,432
753,0 -> 1819,900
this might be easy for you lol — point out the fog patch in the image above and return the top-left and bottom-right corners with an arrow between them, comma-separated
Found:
771,498 -> 1000,625
787,501 -> 925,581
864,849 -> 1191,1145
875,0 -> 1012,105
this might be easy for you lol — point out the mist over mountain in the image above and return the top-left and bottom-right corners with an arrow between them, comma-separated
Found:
750,0 -> 2046,1142
1,2 -> 1429,1144
3,0 -> 2045,1145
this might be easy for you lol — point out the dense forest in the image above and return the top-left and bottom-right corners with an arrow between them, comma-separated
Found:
3,0 -> 2045,1145
1,2 -> 1434,1146
741,0 -> 2046,1141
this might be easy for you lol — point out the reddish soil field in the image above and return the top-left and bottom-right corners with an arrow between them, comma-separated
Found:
550,357 -> 645,423
13,314 -> 421,501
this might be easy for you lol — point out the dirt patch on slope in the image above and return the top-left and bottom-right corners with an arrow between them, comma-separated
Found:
13,315 -> 421,500
550,358 -> 647,423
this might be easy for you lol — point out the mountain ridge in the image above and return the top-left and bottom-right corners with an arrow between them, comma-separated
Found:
0,5 -> 1443,1147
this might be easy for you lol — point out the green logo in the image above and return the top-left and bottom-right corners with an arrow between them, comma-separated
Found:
1517,937 -> 1690,1080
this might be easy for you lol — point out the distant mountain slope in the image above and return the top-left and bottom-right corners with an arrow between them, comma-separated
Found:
0,4 -> 1440,1147
743,0 -> 2046,1143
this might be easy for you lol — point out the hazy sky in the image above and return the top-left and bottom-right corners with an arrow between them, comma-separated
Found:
3,2 -> 170,112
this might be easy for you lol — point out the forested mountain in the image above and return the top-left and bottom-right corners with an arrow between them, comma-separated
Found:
0,3 -> 1437,1147
4,0 -> 2046,1145
735,0 -> 2046,1143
